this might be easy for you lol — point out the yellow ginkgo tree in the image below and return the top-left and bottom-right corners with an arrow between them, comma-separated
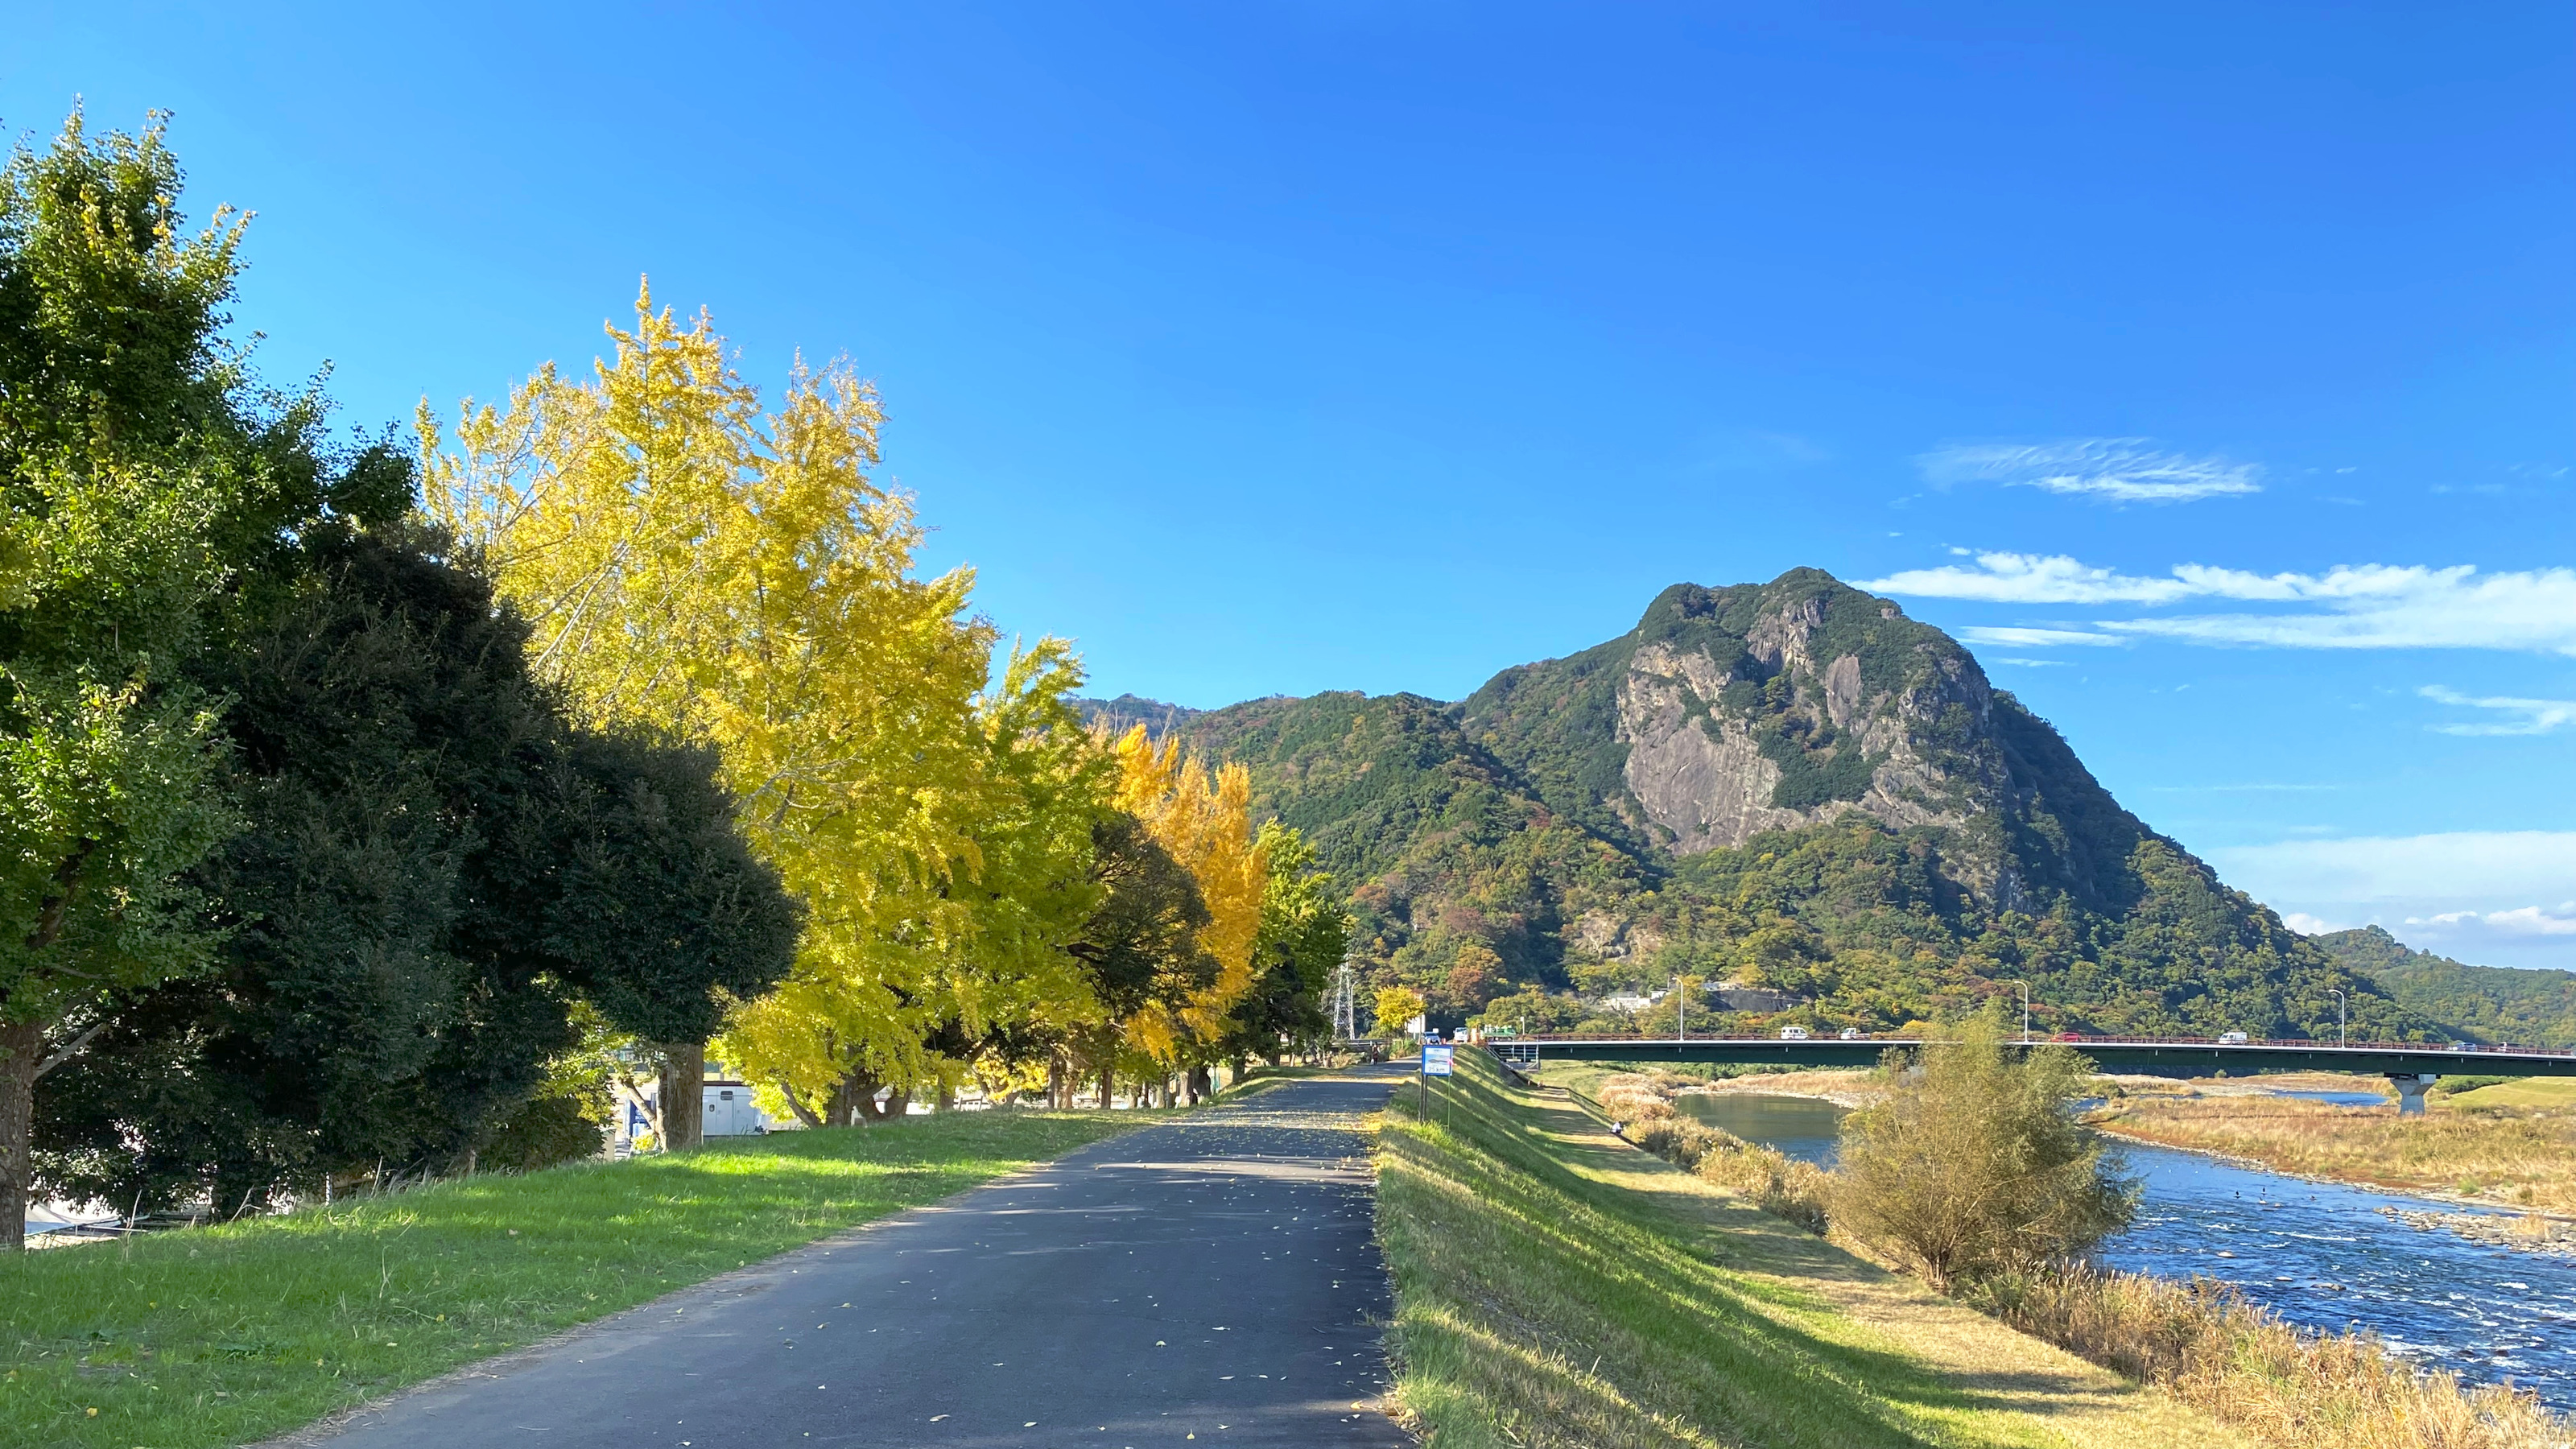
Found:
1104,725 -> 1267,1069
423,284 -> 1100,1130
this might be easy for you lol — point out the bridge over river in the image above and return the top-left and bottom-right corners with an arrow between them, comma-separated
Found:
1484,1035 -> 2576,1113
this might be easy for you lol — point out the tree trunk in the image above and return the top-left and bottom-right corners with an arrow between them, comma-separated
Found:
935,1081 -> 954,1113
0,1019 -> 39,1252
1099,1063 -> 1114,1110
1187,1064 -> 1212,1104
658,1040 -> 706,1151
778,1080 -> 824,1129
1046,1053 -> 1065,1110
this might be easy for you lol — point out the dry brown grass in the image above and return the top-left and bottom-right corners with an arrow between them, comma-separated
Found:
1596,1073 -> 1836,1235
1971,1265 -> 2572,1449
2096,1095 -> 2576,1212
1593,1071 -> 2576,1448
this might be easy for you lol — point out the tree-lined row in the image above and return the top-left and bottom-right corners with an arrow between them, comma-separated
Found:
0,114 -> 1344,1248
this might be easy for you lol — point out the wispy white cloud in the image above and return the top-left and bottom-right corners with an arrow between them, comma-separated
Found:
1991,658 -> 2071,667
1956,625 -> 2127,649
1919,439 -> 2262,504
2211,832 -> 2576,904
1859,552 -> 2576,656
2280,912 -> 2343,935
1866,552 -> 2202,604
2412,903 -> 2576,938
2419,685 -> 2576,736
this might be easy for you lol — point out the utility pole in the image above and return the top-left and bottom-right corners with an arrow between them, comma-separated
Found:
1330,958 -> 1359,1042
2017,980 -> 2031,1044
2331,988 -> 2347,1048
1674,975 -> 1686,1041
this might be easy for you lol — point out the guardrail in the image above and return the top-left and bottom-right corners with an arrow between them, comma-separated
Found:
1485,1032 -> 2575,1055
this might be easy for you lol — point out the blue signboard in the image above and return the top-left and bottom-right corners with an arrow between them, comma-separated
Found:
1422,1044 -> 1455,1076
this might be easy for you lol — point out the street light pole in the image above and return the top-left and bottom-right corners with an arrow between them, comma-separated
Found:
2332,989 -> 2347,1048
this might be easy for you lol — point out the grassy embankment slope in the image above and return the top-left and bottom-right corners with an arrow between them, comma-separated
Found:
0,1109 -> 1147,1449
1376,1048 -> 2245,1448
2095,1087 -> 2576,1212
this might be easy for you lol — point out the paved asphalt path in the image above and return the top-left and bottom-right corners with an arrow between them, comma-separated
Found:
284,1069 -> 1409,1449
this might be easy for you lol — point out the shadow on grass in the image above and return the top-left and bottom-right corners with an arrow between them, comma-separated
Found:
2,1110 -> 1134,1449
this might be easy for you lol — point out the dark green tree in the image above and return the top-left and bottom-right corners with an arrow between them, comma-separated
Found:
37,522 -> 803,1205
1059,811 -> 1213,1108
521,731 -> 803,1150
0,110 -> 365,1246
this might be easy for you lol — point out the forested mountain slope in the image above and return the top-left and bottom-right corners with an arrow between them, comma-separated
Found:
1078,570 -> 2431,1042
2316,927 -> 2576,1047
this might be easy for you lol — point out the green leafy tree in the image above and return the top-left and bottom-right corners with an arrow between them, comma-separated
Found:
37,523 -> 799,1203
1215,822 -> 1350,1082
511,729 -> 803,1151
0,112 -> 350,1247
1832,1009 -> 2138,1292
1055,812 -> 1212,1112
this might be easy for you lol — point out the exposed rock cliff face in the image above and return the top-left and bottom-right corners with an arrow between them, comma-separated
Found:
1080,568 -> 2422,1040
1464,570 -> 2062,903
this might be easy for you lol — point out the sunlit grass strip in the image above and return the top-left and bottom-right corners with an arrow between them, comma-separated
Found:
0,1110 -> 1140,1449
1376,1052 -> 2089,1449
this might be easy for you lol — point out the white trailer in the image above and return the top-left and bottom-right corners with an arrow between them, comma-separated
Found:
700,1080 -> 769,1137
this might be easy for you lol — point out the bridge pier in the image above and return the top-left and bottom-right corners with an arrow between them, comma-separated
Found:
2388,1073 -> 2437,1116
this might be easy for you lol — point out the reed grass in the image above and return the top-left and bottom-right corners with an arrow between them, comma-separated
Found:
1596,1072 -> 1835,1233
2096,1095 -> 2576,1212
1970,1265 -> 2571,1449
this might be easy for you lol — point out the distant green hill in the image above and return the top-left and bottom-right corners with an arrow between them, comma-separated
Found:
2314,926 -> 2576,1047
1078,569 -> 2434,1042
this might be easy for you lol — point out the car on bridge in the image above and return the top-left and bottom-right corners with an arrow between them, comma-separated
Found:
1779,1026 -> 1810,1041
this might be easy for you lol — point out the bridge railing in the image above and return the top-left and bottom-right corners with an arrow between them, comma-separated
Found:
1488,1031 -> 2576,1058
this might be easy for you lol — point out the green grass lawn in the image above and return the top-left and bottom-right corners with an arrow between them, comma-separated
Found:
2,1109 -> 1145,1449
2442,1075 -> 2576,1111
1380,1051 -> 2241,1449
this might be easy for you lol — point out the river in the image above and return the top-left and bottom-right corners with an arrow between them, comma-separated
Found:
1676,1091 -> 2576,1411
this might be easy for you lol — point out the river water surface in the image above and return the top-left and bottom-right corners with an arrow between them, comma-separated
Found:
1677,1092 -> 2576,1410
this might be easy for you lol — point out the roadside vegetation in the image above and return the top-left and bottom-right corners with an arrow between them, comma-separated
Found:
1376,1046 -> 2240,1448
2093,1089 -> 2576,1212
1571,1034 -> 2574,1449
3,110 -> 1350,1267
0,1110 -> 1137,1449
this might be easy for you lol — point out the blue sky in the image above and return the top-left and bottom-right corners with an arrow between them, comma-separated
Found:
7,2 -> 2570,966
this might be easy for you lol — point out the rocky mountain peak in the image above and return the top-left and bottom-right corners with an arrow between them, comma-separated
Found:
1093,568 -> 2421,1042
1612,574 -> 2004,855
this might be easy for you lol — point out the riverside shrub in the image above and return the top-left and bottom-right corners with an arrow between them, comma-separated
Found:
1831,1012 -> 2137,1290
